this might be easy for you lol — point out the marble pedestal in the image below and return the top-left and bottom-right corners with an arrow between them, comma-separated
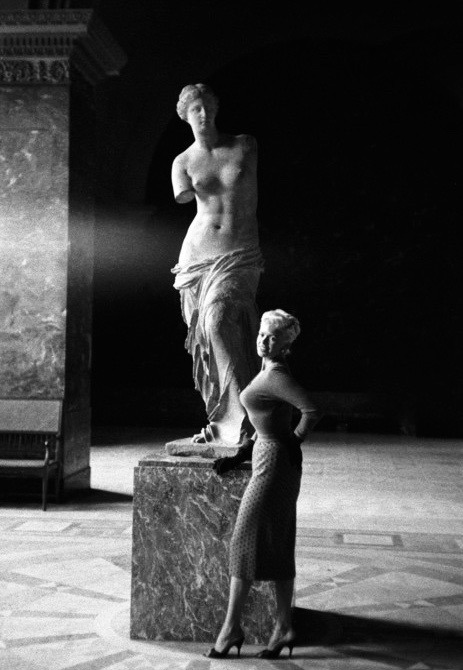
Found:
130,454 -> 275,642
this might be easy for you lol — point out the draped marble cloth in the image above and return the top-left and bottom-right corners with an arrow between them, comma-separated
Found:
172,246 -> 264,443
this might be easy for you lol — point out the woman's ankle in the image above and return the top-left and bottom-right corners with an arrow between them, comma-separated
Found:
217,623 -> 243,641
269,624 -> 294,642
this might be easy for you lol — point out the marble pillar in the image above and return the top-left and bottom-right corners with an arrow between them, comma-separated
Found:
0,9 -> 125,490
131,455 -> 275,643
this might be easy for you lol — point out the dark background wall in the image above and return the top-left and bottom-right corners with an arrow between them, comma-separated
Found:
88,2 -> 463,435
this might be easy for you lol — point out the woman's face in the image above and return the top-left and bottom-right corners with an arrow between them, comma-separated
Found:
257,321 -> 289,360
186,96 -> 217,132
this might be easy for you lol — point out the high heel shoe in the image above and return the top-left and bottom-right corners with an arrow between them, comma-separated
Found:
255,632 -> 296,659
204,635 -> 245,658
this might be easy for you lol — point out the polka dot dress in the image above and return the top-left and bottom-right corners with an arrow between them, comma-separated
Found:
229,360 -> 315,581
229,438 -> 301,580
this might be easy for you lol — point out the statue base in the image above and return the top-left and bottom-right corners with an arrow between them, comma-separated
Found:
165,437 -> 241,459
130,453 -> 274,642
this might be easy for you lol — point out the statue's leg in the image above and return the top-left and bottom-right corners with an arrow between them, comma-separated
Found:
179,285 -> 196,329
185,267 -> 261,446
179,287 -> 212,443
200,300 -> 256,445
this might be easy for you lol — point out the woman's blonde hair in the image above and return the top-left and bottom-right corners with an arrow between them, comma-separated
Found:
260,309 -> 301,345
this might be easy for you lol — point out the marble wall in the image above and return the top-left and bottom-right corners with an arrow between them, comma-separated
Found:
0,85 -> 68,398
131,456 -> 275,643
60,72 -> 96,485
0,81 -> 93,487
0,9 -> 126,490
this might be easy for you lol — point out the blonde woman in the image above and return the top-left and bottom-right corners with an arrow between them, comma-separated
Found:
206,309 -> 319,659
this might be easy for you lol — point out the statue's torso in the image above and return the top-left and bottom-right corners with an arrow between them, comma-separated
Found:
176,135 -> 259,265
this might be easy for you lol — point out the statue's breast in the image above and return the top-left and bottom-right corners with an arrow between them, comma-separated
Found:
191,157 -> 246,196
192,171 -> 222,194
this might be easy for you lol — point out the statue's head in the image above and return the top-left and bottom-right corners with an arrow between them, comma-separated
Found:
259,309 -> 301,358
176,83 -> 219,122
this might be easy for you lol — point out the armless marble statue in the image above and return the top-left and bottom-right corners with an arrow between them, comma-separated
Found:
171,84 -> 264,446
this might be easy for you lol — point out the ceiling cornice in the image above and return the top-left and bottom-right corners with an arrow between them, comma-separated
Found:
0,9 -> 126,85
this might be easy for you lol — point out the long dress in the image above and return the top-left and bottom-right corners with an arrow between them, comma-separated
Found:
229,360 -> 316,581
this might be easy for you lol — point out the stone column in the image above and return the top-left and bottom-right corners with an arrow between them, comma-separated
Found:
0,9 -> 125,491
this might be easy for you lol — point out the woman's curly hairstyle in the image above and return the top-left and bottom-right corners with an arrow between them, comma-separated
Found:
261,309 -> 301,345
176,83 -> 219,121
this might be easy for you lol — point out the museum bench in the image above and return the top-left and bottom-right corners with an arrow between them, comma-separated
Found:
0,399 -> 63,511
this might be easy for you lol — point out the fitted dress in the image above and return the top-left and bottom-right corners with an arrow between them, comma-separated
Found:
229,361 -> 316,581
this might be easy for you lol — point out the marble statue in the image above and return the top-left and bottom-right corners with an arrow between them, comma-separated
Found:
171,83 -> 264,446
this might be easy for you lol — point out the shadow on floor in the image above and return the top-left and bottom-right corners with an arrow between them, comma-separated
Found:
294,607 -> 462,662
0,486 -> 133,509
66,488 -> 133,504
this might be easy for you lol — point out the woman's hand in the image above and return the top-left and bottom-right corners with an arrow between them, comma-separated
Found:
212,456 -> 239,475
287,433 -> 303,468
212,439 -> 254,476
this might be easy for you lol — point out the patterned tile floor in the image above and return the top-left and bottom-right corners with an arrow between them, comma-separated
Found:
0,429 -> 462,669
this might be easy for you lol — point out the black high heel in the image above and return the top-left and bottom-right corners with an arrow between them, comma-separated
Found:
255,632 -> 296,659
204,635 -> 245,658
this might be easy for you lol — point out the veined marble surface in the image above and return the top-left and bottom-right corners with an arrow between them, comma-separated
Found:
130,456 -> 275,642
0,86 -> 68,398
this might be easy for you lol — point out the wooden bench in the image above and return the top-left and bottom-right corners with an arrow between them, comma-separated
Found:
0,400 -> 63,511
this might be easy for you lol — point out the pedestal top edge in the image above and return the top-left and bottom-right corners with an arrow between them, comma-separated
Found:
137,454 -> 251,470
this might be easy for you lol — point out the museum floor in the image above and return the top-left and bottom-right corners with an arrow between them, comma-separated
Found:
1,428 -> 462,670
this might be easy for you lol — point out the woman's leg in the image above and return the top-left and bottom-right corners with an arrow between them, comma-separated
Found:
214,576 -> 252,650
268,579 -> 295,646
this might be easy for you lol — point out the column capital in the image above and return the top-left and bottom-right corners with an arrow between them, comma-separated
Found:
0,9 -> 126,85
